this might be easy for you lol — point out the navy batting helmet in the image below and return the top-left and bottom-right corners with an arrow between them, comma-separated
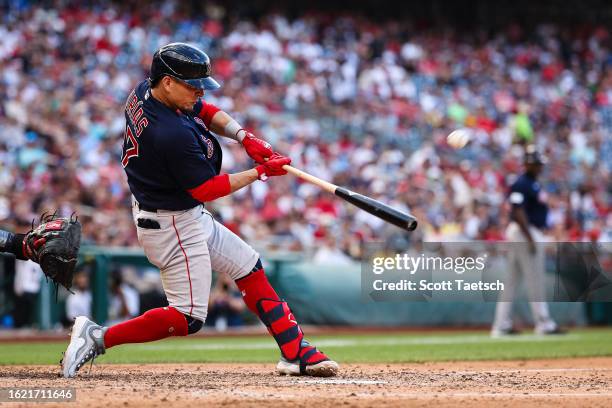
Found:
149,42 -> 220,91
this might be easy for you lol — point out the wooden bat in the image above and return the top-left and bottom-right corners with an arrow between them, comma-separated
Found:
282,165 -> 418,231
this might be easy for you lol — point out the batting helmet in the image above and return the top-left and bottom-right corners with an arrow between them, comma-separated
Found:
149,42 -> 220,91
524,145 -> 547,165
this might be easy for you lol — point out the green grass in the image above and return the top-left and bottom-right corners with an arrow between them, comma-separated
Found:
1,328 -> 611,365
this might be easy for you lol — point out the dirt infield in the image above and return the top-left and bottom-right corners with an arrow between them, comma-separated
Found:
2,358 -> 611,407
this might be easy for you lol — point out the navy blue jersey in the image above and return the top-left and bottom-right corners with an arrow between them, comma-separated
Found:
121,80 -> 222,210
508,173 -> 548,229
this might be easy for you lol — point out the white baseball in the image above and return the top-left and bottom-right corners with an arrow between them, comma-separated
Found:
446,129 -> 471,149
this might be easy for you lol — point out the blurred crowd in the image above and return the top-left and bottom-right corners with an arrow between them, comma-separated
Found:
0,1 -> 610,261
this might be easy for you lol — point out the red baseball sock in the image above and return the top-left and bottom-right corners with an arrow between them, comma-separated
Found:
236,268 -> 280,308
236,268 -> 303,360
104,306 -> 188,349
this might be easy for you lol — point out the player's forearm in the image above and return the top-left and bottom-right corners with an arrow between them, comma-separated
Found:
0,229 -> 27,259
208,110 -> 244,141
228,169 -> 259,192
195,101 -> 244,141
208,110 -> 231,135
208,108 -> 274,165
187,170 -> 259,203
187,155 -> 289,202
0,229 -> 13,253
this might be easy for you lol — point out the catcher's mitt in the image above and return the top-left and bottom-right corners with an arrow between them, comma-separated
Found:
23,213 -> 82,292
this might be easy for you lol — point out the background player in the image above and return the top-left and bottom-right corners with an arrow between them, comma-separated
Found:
491,146 -> 566,336
61,42 -> 338,378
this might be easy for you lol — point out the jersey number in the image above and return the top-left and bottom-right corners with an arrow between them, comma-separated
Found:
121,125 -> 138,167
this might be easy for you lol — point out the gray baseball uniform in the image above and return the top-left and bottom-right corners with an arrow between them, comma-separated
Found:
492,171 -> 558,334
132,202 -> 259,321
121,79 -> 259,322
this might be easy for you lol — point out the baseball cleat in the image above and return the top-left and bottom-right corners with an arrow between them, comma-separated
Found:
61,316 -> 106,378
490,327 -> 521,338
276,340 -> 339,377
535,326 -> 567,335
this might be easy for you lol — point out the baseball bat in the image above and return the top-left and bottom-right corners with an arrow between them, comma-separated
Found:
282,165 -> 418,231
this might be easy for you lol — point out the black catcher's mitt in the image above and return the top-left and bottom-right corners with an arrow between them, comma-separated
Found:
23,214 -> 82,291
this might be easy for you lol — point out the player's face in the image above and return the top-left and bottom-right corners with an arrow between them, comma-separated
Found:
168,77 -> 204,111
526,162 -> 543,176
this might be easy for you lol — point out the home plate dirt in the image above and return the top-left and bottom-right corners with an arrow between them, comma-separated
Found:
2,358 -> 611,407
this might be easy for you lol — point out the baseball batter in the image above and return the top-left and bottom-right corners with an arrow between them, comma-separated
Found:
491,146 -> 565,336
62,43 -> 338,378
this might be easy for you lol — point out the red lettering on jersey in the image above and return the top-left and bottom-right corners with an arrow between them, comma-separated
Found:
200,135 -> 214,159
136,117 -> 149,137
126,92 -> 138,113
121,125 -> 139,167
133,107 -> 144,123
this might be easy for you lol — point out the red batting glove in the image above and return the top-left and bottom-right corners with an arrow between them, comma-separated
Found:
255,153 -> 291,181
242,132 -> 274,164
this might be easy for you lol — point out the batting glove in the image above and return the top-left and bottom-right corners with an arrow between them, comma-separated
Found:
255,153 -> 291,181
242,132 -> 274,164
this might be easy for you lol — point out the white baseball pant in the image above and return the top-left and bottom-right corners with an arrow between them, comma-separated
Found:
132,200 -> 259,322
492,222 -> 557,333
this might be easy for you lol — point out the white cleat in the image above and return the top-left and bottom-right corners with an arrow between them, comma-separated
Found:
276,340 -> 339,377
277,358 -> 339,377
61,316 -> 106,378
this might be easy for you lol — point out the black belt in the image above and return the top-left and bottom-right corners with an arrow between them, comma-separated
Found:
136,201 -> 201,213
136,202 -> 158,213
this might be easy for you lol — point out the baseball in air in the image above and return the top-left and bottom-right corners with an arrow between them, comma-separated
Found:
446,129 -> 471,149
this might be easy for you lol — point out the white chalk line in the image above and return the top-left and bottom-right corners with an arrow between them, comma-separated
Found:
455,367 -> 612,374
280,369 -> 612,382
138,333 -> 585,351
189,390 -> 612,399
349,392 -> 612,399
289,379 -> 387,385
359,392 -> 612,399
